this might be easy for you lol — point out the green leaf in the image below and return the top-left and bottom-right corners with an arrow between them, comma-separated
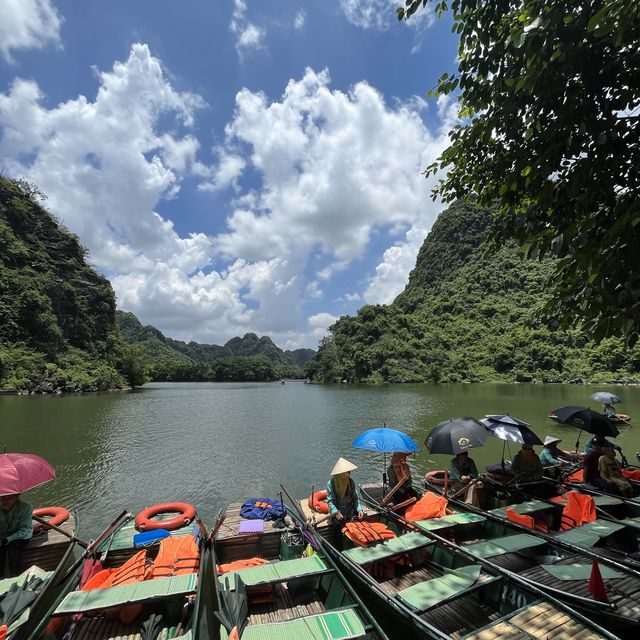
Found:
520,166 -> 532,176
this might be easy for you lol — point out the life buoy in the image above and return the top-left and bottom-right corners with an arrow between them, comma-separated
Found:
33,506 -> 70,532
424,470 -> 448,487
308,490 -> 330,514
134,502 -> 196,531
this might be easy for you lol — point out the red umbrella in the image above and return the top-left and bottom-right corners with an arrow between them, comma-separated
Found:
0,453 -> 56,495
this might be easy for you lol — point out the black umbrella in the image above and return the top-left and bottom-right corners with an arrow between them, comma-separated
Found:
480,417 -> 543,445
424,418 -> 490,455
551,405 -> 619,437
216,574 -> 248,638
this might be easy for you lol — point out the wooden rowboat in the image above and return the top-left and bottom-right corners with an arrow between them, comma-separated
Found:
417,482 -> 640,635
17,509 -> 215,640
213,496 -> 389,640
284,487 -> 616,640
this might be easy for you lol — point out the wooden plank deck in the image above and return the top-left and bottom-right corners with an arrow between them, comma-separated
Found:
20,512 -> 77,573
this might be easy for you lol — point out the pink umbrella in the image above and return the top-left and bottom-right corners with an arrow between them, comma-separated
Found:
0,453 -> 56,496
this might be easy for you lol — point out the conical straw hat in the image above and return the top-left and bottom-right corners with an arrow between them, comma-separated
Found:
544,435 -> 562,446
330,457 -> 358,475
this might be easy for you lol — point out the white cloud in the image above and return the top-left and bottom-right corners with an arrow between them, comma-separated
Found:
0,45 -> 452,349
214,67 -> 450,309
339,0 -> 435,52
230,0 -> 266,59
0,0 -> 63,63
294,10 -> 306,30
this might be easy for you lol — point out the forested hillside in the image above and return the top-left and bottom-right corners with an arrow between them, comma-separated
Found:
0,177 -> 145,392
306,202 -> 640,384
117,311 -> 315,381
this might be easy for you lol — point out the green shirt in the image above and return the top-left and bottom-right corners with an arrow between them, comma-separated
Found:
449,457 -> 478,481
0,499 -> 33,543
511,451 -> 543,480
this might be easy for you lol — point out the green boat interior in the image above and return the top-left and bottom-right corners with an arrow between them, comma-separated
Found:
35,514 -> 206,640
334,514 -> 600,639
214,519 -> 381,640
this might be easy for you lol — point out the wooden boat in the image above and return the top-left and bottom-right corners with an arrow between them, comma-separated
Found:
416,482 -> 640,634
18,507 -> 215,640
213,496 -> 389,640
283,488 -> 616,640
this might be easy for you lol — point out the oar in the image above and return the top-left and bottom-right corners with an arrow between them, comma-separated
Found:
32,513 -> 89,549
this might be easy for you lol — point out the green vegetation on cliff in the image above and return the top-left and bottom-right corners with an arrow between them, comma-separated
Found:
306,202 -> 640,384
0,177 -> 146,392
117,311 -> 315,382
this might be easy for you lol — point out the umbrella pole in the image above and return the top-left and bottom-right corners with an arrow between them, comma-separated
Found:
501,441 -> 506,487
382,452 -> 387,498
575,429 -> 582,453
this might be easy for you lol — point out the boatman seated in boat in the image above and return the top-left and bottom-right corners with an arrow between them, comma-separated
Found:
603,402 -> 617,418
510,444 -> 543,482
449,451 -> 482,505
584,434 -> 621,454
0,493 -> 33,578
386,452 -> 419,504
327,457 -> 364,523
599,447 -> 634,497
583,440 -> 610,491
539,436 -> 574,477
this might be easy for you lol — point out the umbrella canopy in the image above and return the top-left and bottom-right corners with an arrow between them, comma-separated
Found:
481,417 -> 543,445
551,405 -> 619,437
352,427 -> 419,453
0,453 -> 56,496
216,574 -> 248,636
484,414 -> 530,427
591,391 -> 622,405
424,418 -> 490,455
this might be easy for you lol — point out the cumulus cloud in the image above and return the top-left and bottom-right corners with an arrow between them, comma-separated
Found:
230,0 -> 266,59
0,45 -> 452,349
214,67 -> 450,309
0,0 -> 63,63
294,10 -> 306,30
339,0 -> 435,52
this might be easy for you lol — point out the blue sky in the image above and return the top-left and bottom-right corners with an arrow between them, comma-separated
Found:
0,0 -> 459,350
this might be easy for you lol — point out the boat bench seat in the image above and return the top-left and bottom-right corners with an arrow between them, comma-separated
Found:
464,533 -> 546,559
109,518 -> 195,551
619,516 -> 640,530
540,563 -> 624,581
219,556 -> 330,589
490,500 -> 556,519
54,573 -> 198,614
556,520 -> 625,547
219,607 -> 366,640
414,512 -> 486,532
342,532 -> 432,565
591,495 -> 624,507
396,565 -> 494,613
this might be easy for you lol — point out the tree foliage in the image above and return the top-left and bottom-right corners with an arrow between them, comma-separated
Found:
399,0 -> 640,343
306,201 -> 640,384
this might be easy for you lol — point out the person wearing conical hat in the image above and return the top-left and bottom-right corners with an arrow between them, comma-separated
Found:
540,436 -> 575,479
326,457 -> 363,522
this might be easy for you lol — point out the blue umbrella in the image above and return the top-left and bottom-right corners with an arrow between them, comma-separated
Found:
352,426 -> 419,492
352,427 -> 420,453
591,391 -> 622,405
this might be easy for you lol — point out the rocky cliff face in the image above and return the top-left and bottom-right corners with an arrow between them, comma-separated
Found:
0,177 -> 127,392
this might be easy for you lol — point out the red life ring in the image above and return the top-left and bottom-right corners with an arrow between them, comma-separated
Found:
33,506 -> 70,533
134,502 -> 197,531
425,470 -> 448,487
308,490 -> 330,514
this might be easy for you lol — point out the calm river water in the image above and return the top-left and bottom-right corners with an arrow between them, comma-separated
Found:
2,382 -> 640,538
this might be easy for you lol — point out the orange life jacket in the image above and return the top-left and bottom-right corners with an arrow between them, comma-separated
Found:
623,469 -> 640,481
505,507 -> 549,533
342,521 -> 397,547
560,492 -> 596,530
404,492 -> 448,521
150,534 -> 200,579
218,557 -> 269,575
567,469 -> 584,483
